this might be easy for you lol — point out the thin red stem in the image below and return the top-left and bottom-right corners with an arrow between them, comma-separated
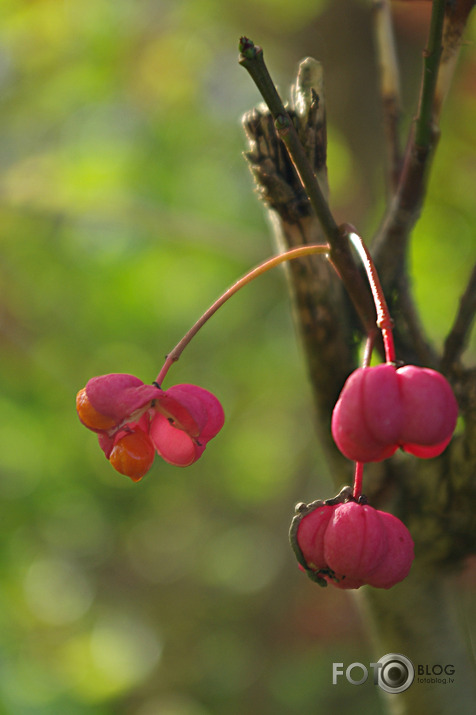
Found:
353,461 -> 364,500
347,229 -> 396,364
156,244 -> 330,385
155,357 -> 175,387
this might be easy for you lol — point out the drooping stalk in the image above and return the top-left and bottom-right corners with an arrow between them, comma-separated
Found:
156,243 -> 329,385
347,229 -> 396,364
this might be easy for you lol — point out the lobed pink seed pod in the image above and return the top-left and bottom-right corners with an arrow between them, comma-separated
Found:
78,373 -> 225,478
331,364 -> 458,462
331,365 -> 402,462
397,366 -> 459,458
295,503 -> 337,572
150,384 -> 225,467
323,501 -> 389,582
291,498 -> 414,590
365,510 -> 414,589
78,374 -> 161,431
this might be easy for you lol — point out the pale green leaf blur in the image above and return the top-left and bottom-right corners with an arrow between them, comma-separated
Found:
0,1 -> 475,714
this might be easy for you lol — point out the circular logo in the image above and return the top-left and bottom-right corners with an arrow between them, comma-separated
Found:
377,653 -> 414,694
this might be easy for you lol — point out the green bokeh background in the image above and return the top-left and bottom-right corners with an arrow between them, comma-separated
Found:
0,1 -> 475,713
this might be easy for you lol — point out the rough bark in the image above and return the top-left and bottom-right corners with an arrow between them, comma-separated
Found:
242,47 -> 476,713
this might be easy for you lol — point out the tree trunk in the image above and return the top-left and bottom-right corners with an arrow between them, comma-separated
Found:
242,49 -> 476,712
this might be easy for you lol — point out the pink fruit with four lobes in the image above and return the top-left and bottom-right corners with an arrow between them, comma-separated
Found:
294,500 -> 414,590
331,364 -> 458,462
76,374 -> 225,479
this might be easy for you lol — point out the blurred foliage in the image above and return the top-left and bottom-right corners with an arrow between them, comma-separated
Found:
0,1 -> 475,714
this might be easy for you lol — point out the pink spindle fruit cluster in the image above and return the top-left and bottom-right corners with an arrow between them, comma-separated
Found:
331,364 -> 458,462
291,498 -> 414,590
76,373 -> 224,481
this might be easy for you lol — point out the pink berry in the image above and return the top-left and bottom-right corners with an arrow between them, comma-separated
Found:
292,499 -> 414,590
296,503 -> 337,571
397,366 -> 459,457
331,365 -> 402,462
78,373 -> 225,476
150,384 -> 225,467
365,510 -> 414,589
331,364 -> 458,462
79,374 -> 161,431
324,501 -> 389,581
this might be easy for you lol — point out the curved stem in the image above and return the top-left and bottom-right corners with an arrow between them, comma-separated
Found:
155,357 -> 175,387
347,229 -> 396,364
156,244 -> 329,385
